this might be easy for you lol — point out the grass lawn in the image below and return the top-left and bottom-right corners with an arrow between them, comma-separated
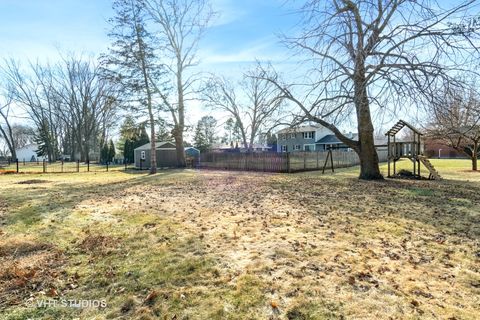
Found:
0,160 -> 478,319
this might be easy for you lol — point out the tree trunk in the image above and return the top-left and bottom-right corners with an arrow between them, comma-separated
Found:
472,141 -> 478,171
355,82 -> 383,180
175,65 -> 186,168
173,127 -> 185,167
149,117 -> 157,174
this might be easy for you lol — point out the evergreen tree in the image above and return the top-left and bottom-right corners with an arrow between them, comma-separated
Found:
102,0 -> 167,174
100,143 -> 110,164
194,116 -> 217,152
123,139 -> 133,163
117,115 -> 138,156
156,118 -> 172,142
108,139 -> 116,162
34,119 -> 56,161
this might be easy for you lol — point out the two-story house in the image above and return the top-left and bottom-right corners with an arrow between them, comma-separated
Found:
276,125 -> 357,152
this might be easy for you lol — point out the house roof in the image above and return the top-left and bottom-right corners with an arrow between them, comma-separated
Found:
276,125 -> 321,134
134,141 -> 176,151
316,133 -> 359,144
211,142 -> 272,150
316,134 -> 342,144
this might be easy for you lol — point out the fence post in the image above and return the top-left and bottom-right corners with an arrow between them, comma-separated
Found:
286,152 -> 291,173
106,161 -> 109,172
61,160 -> 64,173
43,159 -> 46,173
77,160 -> 80,172
125,159 -> 127,171
316,151 -> 319,169
304,152 -> 307,170
87,160 -> 90,172
16,159 -> 19,173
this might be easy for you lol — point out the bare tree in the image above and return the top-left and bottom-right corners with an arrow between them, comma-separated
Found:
3,57 -> 119,162
427,85 -> 480,170
259,0 -> 479,179
143,0 -> 213,167
54,57 -> 120,162
202,66 -> 284,151
0,89 -> 16,159
102,0 -> 166,174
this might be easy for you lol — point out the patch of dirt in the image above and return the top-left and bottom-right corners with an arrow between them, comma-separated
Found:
0,238 -> 66,309
77,234 -> 118,255
16,179 -> 50,185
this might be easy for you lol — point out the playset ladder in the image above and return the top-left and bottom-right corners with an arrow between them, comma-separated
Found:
417,156 -> 442,180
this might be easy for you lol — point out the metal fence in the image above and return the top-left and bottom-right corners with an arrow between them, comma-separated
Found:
197,150 -> 388,173
0,159 -> 138,174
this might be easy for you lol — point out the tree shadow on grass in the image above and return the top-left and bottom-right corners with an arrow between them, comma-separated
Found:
1,169 -> 191,228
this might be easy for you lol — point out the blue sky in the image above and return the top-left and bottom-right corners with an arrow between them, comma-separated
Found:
0,0 -> 475,136
0,0 -> 299,70
0,0 -> 302,132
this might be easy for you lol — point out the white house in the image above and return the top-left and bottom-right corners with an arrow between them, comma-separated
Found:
15,144 -> 47,162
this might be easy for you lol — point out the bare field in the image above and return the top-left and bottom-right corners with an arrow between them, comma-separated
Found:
0,161 -> 479,319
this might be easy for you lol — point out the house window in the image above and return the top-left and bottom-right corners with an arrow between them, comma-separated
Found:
281,134 -> 287,140
294,144 -> 301,151
304,144 -> 315,152
141,151 -> 146,160
290,133 -> 296,139
303,132 -> 314,139
281,145 -> 288,152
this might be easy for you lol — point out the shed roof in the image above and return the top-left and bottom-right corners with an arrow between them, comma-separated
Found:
385,120 -> 422,136
134,141 -> 176,151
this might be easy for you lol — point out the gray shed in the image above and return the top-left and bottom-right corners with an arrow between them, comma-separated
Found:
134,141 -> 178,169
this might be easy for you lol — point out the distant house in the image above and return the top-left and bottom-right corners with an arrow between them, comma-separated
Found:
15,144 -> 47,162
276,125 -> 357,152
210,142 -> 272,153
424,138 -> 465,158
134,142 -> 200,168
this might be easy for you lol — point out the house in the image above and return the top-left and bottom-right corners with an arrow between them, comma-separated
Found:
134,142 -> 200,168
424,138 -> 465,158
276,125 -> 357,152
15,144 -> 47,162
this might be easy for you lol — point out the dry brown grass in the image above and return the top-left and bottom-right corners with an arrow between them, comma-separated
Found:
0,237 -> 67,309
0,166 -> 478,319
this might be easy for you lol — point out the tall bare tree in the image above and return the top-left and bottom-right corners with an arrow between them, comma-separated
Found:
102,0 -> 167,174
143,0 -> 213,167
3,57 -> 119,162
0,89 -> 16,159
427,85 -> 480,170
260,0 -> 479,179
202,66 -> 284,151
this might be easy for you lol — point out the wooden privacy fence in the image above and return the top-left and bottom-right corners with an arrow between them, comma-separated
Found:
198,150 -> 388,173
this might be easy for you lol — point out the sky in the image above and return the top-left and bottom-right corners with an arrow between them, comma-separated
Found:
0,0 -> 299,69
0,0 -> 476,141
0,0 -> 302,137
